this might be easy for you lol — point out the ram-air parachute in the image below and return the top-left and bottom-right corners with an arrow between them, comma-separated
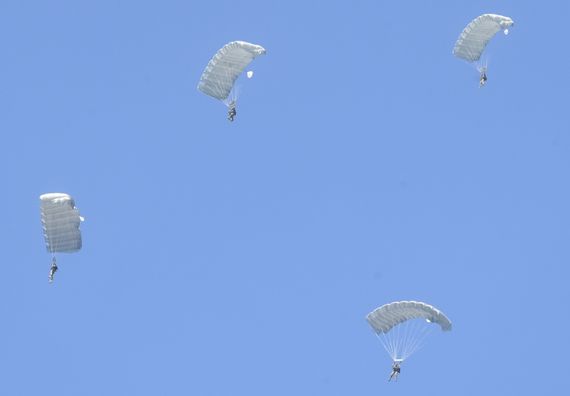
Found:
367,301 -> 451,364
198,41 -> 266,121
40,193 -> 84,282
453,14 -> 514,86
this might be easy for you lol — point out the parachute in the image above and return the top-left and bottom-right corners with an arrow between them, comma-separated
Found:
453,14 -> 514,62
367,301 -> 451,363
198,41 -> 266,108
40,193 -> 83,254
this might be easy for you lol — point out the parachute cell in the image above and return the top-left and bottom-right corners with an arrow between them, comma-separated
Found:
453,14 -> 514,62
198,41 -> 266,101
40,193 -> 83,253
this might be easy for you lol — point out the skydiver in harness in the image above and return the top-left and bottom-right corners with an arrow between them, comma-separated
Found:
227,100 -> 237,122
479,69 -> 488,87
389,361 -> 401,382
48,257 -> 58,283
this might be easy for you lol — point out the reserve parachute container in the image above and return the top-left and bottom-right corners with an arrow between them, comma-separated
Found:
198,41 -> 266,120
367,301 -> 451,363
40,193 -> 83,255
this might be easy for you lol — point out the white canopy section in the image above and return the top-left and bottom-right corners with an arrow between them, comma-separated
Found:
367,301 -> 452,334
453,14 -> 514,62
198,41 -> 266,101
40,193 -> 83,253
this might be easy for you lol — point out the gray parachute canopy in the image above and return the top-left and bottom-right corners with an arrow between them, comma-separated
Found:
40,193 -> 83,253
198,41 -> 266,101
453,14 -> 514,62
367,301 -> 452,334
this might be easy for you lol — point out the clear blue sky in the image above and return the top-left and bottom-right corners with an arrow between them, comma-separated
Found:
1,0 -> 569,394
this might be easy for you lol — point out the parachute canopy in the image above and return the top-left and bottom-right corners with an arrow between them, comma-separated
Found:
367,301 -> 451,362
453,14 -> 514,62
40,193 -> 83,253
198,41 -> 266,101
367,301 -> 452,334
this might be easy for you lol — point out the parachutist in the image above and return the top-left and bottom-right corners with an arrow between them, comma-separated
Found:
48,258 -> 58,283
227,101 -> 237,122
198,41 -> 265,120
453,15 -> 513,85
388,361 -> 401,382
479,70 -> 488,87
368,302 -> 451,379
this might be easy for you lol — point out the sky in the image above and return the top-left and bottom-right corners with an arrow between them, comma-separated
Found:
0,0 -> 569,394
